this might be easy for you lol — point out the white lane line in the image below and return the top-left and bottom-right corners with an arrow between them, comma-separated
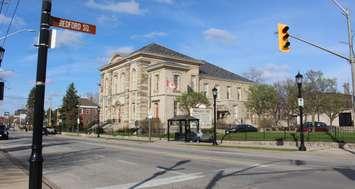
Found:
116,159 -> 138,166
96,172 -> 204,189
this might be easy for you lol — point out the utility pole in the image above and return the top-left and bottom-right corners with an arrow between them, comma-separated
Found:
331,0 -> 355,125
29,1 -> 51,189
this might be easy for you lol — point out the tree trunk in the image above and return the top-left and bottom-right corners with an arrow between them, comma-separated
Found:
312,113 -> 316,134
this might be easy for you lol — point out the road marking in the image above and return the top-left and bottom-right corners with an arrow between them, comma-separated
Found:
96,172 -> 204,189
115,159 -> 138,166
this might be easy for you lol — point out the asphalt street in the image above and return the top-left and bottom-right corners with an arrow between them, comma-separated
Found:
1,131 -> 355,189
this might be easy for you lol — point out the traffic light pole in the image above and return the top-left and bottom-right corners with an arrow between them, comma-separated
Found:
346,10 -> 355,126
29,1 -> 51,189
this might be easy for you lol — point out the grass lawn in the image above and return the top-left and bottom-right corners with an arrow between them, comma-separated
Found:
219,131 -> 355,143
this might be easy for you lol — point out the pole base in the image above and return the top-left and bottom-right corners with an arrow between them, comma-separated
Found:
299,146 -> 307,151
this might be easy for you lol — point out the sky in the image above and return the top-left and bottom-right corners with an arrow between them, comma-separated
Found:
0,0 -> 355,115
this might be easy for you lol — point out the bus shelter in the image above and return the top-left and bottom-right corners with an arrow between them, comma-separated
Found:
167,115 -> 199,142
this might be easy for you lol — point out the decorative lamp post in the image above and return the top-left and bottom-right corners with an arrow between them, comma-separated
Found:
296,72 -> 307,151
0,47 -> 5,66
212,87 -> 218,145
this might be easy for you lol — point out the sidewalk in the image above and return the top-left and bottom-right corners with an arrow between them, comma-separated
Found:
0,151 -> 52,189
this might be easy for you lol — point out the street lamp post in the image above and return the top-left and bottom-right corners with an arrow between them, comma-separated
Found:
212,87 -> 218,145
97,106 -> 100,138
296,72 -> 307,151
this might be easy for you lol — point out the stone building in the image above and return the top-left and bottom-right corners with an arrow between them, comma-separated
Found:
99,43 -> 254,130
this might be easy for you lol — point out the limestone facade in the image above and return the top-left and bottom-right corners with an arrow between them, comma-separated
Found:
99,43 -> 254,130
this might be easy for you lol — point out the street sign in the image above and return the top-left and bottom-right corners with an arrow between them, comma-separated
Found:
147,112 -> 153,119
298,98 -> 304,107
50,16 -> 96,35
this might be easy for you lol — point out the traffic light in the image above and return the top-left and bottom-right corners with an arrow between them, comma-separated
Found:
0,81 -> 4,100
277,23 -> 290,52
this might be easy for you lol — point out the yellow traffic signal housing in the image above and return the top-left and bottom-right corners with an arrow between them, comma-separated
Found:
278,23 -> 290,52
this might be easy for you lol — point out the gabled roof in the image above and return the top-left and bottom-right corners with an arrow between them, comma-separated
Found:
199,61 -> 253,83
130,43 -> 200,63
79,98 -> 98,107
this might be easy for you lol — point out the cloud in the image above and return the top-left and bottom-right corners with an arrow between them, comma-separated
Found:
95,46 -> 135,64
97,15 -> 119,25
203,28 -> 235,44
262,64 -> 291,82
0,69 -> 15,78
154,0 -> 174,4
106,46 -> 134,56
86,0 -> 143,15
0,14 -> 26,27
245,64 -> 291,83
55,30 -> 84,48
20,53 -> 37,64
130,31 -> 167,39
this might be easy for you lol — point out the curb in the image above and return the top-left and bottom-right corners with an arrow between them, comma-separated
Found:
1,151 -> 60,189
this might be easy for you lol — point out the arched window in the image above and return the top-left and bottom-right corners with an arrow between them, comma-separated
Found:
131,68 -> 137,90
113,75 -> 118,94
120,73 -> 125,92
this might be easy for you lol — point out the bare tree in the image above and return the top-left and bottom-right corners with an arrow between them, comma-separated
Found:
303,70 -> 336,132
243,67 -> 265,83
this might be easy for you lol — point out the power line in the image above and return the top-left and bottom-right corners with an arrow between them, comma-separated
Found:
0,0 -> 11,33
0,0 -> 5,15
2,0 -> 20,46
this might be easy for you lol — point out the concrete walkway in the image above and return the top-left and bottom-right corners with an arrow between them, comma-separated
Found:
0,151 -> 52,189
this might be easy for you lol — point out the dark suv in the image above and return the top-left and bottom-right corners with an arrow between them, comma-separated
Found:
0,124 -> 9,140
225,124 -> 258,134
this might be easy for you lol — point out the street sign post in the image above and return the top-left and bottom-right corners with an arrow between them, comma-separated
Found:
298,98 -> 304,107
29,1 -> 96,189
50,16 -> 96,35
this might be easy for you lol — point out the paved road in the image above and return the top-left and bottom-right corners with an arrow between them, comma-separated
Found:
1,131 -> 355,189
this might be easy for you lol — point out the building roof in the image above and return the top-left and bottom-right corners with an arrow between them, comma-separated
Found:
130,43 -> 201,63
199,61 -> 253,83
168,115 -> 199,121
79,98 -> 98,107
104,43 -> 253,83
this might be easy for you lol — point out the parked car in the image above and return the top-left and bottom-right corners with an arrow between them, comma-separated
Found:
0,124 -> 9,140
187,131 -> 214,143
225,124 -> 258,134
297,122 -> 329,132
42,127 -> 49,136
46,127 -> 57,135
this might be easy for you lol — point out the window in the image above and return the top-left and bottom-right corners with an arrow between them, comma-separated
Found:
173,101 -> 178,116
173,75 -> 180,92
203,83 -> 209,96
117,106 -> 121,123
191,75 -> 197,91
132,103 -> 136,120
105,78 -> 109,95
216,85 -> 220,99
113,75 -> 118,94
237,87 -> 242,101
154,102 -> 159,118
120,73 -> 126,92
155,74 -> 159,92
131,69 -> 137,90
227,86 -> 231,99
